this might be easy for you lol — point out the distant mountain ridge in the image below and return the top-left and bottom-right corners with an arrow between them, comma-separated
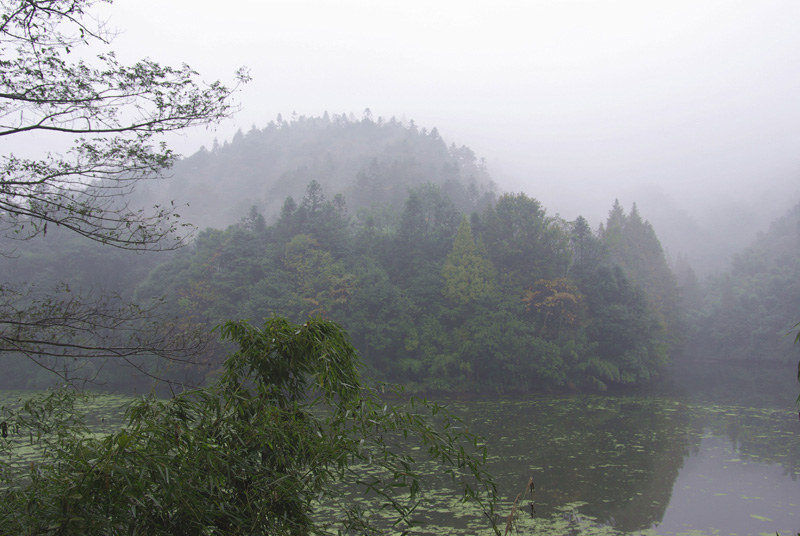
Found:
683,200 -> 800,363
137,113 -> 497,231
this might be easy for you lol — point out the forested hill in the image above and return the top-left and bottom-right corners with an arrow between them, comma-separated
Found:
0,116 -> 684,393
138,112 -> 497,230
681,201 -> 800,364
133,185 -> 682,394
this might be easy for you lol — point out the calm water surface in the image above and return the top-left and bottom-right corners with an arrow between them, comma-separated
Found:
445,395 -> 800,535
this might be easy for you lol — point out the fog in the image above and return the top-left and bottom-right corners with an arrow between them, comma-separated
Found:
98,0 -> 800,272
4,4 -> 800,531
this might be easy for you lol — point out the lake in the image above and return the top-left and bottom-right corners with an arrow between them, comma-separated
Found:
430,395 -> 800,536
2,391 -> 798,535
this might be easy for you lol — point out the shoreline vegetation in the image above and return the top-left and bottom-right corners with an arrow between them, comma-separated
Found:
0,318 -> 500,535
3,386 -> 799,535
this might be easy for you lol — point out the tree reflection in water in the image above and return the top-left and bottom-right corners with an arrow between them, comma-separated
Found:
451,396 -> 800,535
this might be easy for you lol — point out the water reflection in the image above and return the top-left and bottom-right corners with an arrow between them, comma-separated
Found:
452,396 -> 800,535
657,435 -> 799,535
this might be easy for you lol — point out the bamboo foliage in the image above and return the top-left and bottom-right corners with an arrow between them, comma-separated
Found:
0,317 -> 500,535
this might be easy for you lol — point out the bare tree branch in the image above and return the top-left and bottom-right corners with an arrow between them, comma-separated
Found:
0,0 -> 247,385
0,283 -> 209,358
1,0 -> 249,250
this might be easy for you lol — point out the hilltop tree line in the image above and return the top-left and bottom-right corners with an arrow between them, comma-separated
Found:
7,101 -> 798,395
0,110 -> 493,389
6,103 -> 798,397
139,110 -> 497,231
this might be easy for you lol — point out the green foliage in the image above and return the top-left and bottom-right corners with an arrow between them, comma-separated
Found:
0,317 -> 499,535
522,278 -> 584,341
442,216 -> 496,305
393,184 -> 461,281
580,265 -> 669,388
482,193 -> 571,289
598,201 -> 682,354
122,183 -> 677,394
283,234 -> 355,318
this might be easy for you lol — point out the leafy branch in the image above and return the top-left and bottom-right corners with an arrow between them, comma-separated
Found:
0,317 -> 500,535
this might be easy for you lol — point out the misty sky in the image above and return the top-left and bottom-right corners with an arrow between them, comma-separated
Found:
96,0 -> 800,244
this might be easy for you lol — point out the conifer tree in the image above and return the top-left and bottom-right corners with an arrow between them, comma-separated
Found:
442,216 -> 495,304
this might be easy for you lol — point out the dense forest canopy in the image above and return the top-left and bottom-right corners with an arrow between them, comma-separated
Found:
3,112 -> 797,395
130,181 -> 680,394
128,117 -> 684,394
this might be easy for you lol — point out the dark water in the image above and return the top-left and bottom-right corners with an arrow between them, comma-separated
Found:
442,395 -> 800,535
3,391 -> 798,534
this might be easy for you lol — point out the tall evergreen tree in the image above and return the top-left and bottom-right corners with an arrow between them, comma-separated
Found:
442,216 -> 496,305
600,201 -> 683,353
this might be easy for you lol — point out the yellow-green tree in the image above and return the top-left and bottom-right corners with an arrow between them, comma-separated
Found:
442,216 -> 496,305
522,278 -> 585,341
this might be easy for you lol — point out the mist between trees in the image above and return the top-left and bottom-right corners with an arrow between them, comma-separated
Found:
4,109 -> 799,396
4,2 -> 800,535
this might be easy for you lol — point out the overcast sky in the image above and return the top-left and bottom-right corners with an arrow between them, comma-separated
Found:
100,0 -> 800,241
